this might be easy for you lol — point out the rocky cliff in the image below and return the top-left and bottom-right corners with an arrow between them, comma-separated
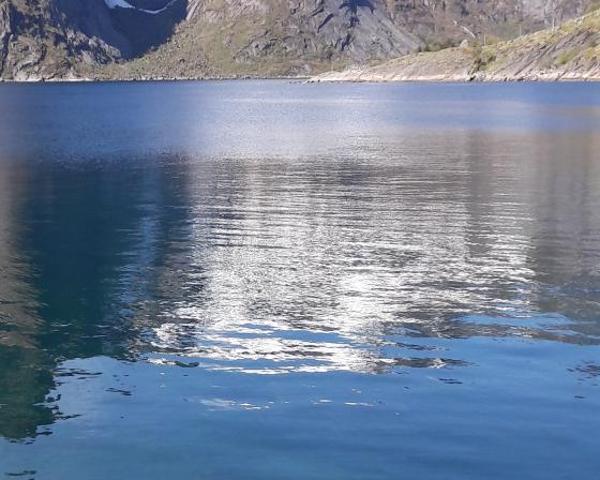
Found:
102,0 -> 424,79
0,0 -> 127,80
314,8 -> 600,82
102,0 -> 598,79
388,0 -> 594,48
0,0 -> 597,80
0,0 -> 185,80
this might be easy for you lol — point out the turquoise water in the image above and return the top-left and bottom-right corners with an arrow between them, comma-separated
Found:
0,81 -> 599,479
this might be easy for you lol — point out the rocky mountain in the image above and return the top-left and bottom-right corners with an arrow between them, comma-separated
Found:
388,0 -> 595,49
103,0 -> 424,79
0,0 -> 597,80
0,0 -> 125,80
314,8 -> 600,81
102,0 -> 597,79
0,0 -> 185,79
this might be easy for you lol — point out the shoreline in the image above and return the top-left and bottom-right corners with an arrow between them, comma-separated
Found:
309,74 -> 600,84
1,74 -> 599,84
0,74 -> 312,84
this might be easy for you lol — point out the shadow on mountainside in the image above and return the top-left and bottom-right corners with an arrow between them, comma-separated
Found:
106,0 -> 189,57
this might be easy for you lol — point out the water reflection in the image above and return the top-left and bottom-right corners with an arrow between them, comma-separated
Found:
0,160 -> 193,438
0,83 -> 599,444
138,131 -> 600,376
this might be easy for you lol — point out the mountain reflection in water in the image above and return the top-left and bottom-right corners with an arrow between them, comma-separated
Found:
0,82 -> 599,479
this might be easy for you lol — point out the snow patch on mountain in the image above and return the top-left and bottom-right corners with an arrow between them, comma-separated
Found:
104,0 -> 175,15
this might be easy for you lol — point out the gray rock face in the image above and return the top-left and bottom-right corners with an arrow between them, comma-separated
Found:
314,8 -> 600,83
55,0 -> 132,55
0,0 -> 128,80
0,0 -> 191,79
389,0 -> 594,46
185,0 -> 422,65
0,0 -> 596,80
131,0 -> 596,78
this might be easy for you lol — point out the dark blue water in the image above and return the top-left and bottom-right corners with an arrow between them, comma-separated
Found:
0,81 -> 599,479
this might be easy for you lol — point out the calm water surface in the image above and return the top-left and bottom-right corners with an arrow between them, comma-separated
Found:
0,81 -> 599,479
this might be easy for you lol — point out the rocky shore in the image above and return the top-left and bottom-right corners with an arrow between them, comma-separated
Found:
313,10 -> 600,83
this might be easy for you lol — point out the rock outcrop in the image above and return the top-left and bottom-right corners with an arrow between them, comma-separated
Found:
0,0 -> 128,80
102,0 -> 598,79
388,0 -> 593,48
313,9 -> 600,82
0,0 -> 188,80
0,0 -> 597,80
101,0 -> 424,79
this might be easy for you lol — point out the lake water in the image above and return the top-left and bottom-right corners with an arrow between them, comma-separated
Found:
0,81 -> 599,479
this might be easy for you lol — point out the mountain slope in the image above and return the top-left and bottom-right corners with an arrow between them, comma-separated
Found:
100,0 -> 424,79
0,0 -> 128,80
314,9 -> 600,82
0,0 -> 597,80
0,0 -> 187,80
101,0 -> 597,79
387,0 -> 594,48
